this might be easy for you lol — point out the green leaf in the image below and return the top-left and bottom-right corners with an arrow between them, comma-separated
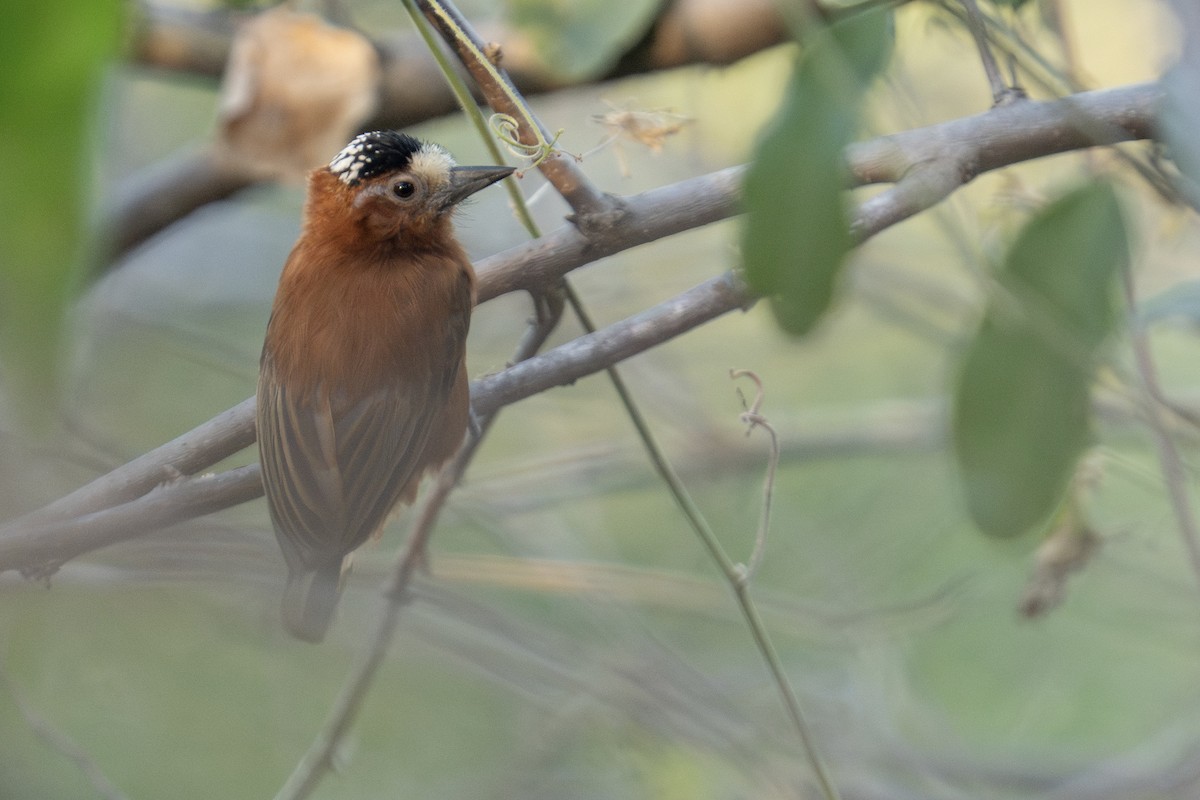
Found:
1010,186 -> 1127,347
741,9 -> 892,335
954,323 -> 1092,538
507,0 -> 660,81
0,1 -> 122,417
953,183 -> 1127,537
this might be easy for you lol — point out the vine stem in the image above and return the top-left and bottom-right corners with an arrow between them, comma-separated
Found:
1122,265 -> 1200,591
731,369 -> 780,584
398,0 -> 537,234
419,1 -> 548,157
564,296 -> 840,800
404,2 -> 839,795
272,295 -> 564,800
414,0 -> 611,218
959,0 -> 1015,104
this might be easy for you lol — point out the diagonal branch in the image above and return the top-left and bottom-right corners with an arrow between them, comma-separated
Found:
0,81 -> 1161,574
415,0 -> 614,223
130,0 -> 795,112
472,274 -> 750,414
0,275 -> 749,574
0,665 -> 131,800
13,398 -> 256,528
112,0 -> 793,260
478,164 -> 744,299
848,82 -> 1159,240
0,465 -> 262,575
959,0 -> 1017,104
272,274 -> 566,800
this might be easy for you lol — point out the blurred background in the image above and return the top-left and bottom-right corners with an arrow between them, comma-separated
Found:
2,1 -> 1200,798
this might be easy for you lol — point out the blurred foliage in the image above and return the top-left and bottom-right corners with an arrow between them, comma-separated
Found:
2,2 -> 1200,800
953,183 -> 1127,537
1160,38 -> 1200,207
1137,280 -> 1200,327
741,9 -> 893,335
506,0 -> 659,81
0,0 -> 121,421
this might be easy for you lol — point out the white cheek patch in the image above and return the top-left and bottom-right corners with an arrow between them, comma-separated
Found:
407,142 -> 456,191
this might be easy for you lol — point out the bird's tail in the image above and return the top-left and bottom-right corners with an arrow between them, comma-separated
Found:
282,560 -> 344,643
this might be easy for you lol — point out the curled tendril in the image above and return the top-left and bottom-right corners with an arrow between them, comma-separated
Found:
489,113 -> 522,146
488,113 -> 562,169
729,368 -> 778,586
730,368 -> 767,434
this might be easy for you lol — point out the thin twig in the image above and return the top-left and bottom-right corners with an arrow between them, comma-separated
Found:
959,0 -> 1018,104
274,293 -> 563,800
1043,0 -> 1082,86
275,18 -> 568,787
415,0 -> 614,222
397,0 -> 536,234
0,664 -> 131,800
730,369 -> 780,585
934,0 -> 1176,201
391,16 -> 836,788
405,14 -> 831,783
556,285 -> 839,797
934,0 -> 1063,96
578,345 -> 839,797
0,84 -> 1159,570
1121,266 -> 1200,590
108,0 -> 795,265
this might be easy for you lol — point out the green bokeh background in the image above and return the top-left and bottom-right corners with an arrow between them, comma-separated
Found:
2,1 -> 1200,798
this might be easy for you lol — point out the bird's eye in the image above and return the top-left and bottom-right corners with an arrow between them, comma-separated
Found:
392,180 -> 416,200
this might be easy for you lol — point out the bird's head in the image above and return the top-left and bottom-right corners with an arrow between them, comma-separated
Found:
311,130 -> 513,246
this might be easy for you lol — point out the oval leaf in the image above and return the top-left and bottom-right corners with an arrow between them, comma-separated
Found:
0,1 -> 121,415
741,9 -> 892,335
953,183 -> 1128,537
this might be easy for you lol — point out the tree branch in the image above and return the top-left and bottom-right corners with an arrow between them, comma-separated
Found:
13,398 -> 256,528
272,263 -> 566,800
477,164 -> 745,300
959,0 -> 1017,104
0,273 -> 750,574
129,0 -> 794,96
415,0 -> 614,221
0,81 -> 1160,573
108,0 -> 790,261
848,82 -> 1159,240
0,465 -> 262,576
473,274 -> 750,414
0,664 -> 131,800
101,151 -> 252,262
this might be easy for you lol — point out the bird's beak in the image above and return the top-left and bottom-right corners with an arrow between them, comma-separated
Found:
439,165 -> 516,210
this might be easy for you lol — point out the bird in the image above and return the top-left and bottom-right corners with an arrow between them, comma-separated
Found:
256,130 -> 513,642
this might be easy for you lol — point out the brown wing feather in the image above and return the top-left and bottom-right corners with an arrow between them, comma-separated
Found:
329,383 -> 431,547
419,298 -> 472,469
257,250 -> 474,575
258,362 -> 338,572
259,362 -> 436,570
